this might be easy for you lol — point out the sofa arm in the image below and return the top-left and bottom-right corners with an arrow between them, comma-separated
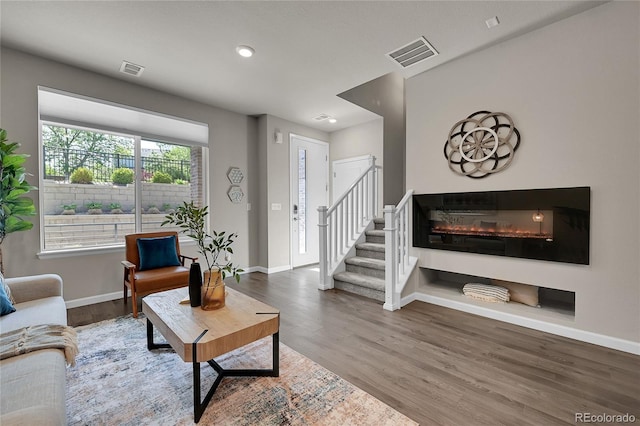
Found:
5,274 -> 63,304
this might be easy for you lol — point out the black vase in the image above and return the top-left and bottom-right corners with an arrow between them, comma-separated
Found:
188,262 -> 202,307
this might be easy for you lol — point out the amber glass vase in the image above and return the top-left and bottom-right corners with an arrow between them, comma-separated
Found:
201,268 -> 225,310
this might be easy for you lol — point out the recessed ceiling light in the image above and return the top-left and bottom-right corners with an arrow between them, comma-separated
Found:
313,114 -> 337,123
236,45 -> 255,58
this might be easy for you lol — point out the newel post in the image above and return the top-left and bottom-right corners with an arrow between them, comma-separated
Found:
383,205 -> 399,311
318,206 -> 329,290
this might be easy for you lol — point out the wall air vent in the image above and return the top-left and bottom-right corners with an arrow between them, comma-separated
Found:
119,61 -> 145,77
387,36 -> 438,68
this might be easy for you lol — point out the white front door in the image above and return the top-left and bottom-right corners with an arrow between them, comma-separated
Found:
290,134 -> 328,268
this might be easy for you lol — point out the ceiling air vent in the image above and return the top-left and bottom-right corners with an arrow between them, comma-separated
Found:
314,113 -> 331,121
119,61 -> 145,77
387,36 -> 438,68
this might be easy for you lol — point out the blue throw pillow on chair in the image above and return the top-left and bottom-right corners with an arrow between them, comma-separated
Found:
137,235 -> 181,271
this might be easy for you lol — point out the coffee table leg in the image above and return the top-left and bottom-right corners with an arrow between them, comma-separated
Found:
146,319 -> 171,350
272,331 -> 279,376
192,331 -> 280,423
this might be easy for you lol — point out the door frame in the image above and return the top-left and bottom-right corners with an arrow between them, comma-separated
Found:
289,133 -> 329,268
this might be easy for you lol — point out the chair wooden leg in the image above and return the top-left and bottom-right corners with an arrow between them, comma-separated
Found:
123,282 -> 128,304
132,290 -> 138,318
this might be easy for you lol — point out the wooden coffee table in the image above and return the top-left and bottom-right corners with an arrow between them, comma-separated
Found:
142,286 -> 280,423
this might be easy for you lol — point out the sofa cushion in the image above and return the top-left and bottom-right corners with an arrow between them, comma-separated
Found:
137,235 -> 181,271
133,266 -> 190,293
492,279 -> 540,307
0,297 -> 67,334
0,349 -> 66,426
463,282 -> 510,303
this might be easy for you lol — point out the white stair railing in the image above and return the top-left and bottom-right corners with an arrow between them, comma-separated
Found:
383,189 -> 414,311
318,157 -> 379,289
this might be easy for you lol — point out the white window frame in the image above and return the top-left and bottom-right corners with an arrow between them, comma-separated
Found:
36,120 -> 208,258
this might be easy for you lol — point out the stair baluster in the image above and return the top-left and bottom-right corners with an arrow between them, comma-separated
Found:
318,158 -> 379,289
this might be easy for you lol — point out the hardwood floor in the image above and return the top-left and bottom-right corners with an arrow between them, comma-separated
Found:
67,266 -> 640,425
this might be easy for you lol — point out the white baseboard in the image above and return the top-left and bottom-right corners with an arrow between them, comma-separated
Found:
407,292 -> 640,355
66,291 -> 122,309
317,278 -> 334,291
232,266 -> 290,274
256,265 -> 291,274
64,265 -> 292,309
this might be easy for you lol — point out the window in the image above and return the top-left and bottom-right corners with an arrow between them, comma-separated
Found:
38,88 -> 208,253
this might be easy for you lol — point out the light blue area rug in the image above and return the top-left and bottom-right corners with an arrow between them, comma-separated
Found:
66,315 -> 417,425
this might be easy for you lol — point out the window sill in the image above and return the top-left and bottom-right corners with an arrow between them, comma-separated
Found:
38,245 -> 125,259
37,239 -> 196,259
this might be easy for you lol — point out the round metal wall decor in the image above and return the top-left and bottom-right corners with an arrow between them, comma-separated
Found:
443,111 -> 521,179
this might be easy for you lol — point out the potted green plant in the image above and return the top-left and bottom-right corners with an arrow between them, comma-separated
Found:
62,203 -> 77,215
161,201 -> 242,309
109,202 -> 123,214
0,129 -> 37,273
86,201 -> 103,214
146,204 -> 161,214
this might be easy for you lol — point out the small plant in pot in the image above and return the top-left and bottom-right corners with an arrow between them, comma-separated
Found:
161,201 -> 243,309
86,202 -> 103,214
61,203 -> 76,215
146,204 -> 161,214
109,202 -> 123,214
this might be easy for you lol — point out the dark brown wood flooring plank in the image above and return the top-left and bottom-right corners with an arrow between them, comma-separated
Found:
67,267 -> 640,426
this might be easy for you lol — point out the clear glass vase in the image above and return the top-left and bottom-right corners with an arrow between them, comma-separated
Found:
201,268 -> 225,310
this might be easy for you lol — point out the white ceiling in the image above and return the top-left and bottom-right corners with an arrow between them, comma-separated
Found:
0,1 -> 605,131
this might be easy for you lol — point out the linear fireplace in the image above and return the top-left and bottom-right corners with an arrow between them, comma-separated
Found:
413,187 -> 590,264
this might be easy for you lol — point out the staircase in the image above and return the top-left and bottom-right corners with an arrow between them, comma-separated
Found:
333,218 -> 386,301
318,157 -> 416,310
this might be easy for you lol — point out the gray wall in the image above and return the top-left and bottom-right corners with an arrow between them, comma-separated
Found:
0,47 -> 259,302
405,2 -> 640,342
257,115 -> 328,270
339,72 -> 405,205
328,118 -> 383,212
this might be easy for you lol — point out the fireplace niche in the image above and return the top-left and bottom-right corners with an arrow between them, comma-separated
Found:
413,187 -> 590,265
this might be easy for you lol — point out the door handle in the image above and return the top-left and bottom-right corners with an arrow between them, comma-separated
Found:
293,204 -> 298,214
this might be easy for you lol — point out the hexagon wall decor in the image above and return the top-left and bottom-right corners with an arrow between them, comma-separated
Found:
227,185 -> 244,204
227,167 -> 244,184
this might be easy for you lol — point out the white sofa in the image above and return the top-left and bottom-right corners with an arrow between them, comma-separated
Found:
0,274 -> 68,425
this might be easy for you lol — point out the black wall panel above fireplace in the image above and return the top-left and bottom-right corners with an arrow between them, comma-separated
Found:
413,187 -> 590,264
